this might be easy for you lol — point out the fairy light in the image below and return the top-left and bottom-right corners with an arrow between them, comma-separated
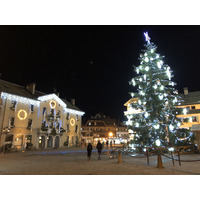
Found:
159,94 -> 164,100
160,85 -> 164,90
154,124 -> 160,129
153,84 -> 157,89
132,78 -> 136,86
169,124 -> 174,131
145,66 -> 149,71
70,118 -> 75,126
17,109 -> 28,120
183,108 -> 187,115
144,112 -> 149,118
145,57 -> 149,62
38,94 -> 66,108
156,139 -> 161,146
49,100 -> 56,109
1,92 -> 40,106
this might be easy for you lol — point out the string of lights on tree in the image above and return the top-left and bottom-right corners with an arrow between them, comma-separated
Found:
126,32 -> 194,147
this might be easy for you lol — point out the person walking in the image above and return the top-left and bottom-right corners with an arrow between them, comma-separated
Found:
96,141 -> 103,160
110,140 -> 112,147
87,143 -> 93,161
106,140 -> 109,147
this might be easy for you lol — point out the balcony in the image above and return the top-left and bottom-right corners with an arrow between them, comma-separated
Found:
41,126 -> 48,132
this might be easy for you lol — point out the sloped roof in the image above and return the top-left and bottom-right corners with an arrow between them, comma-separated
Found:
0,79 -> 83,112
0,79 -> 45,99
179,91 -> 200,105
62,99 -> 82,111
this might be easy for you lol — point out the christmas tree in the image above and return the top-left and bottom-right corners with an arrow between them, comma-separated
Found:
127,32 -> 194,147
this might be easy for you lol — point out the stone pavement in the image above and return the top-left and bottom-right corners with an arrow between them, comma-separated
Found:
0,147 -> 200,175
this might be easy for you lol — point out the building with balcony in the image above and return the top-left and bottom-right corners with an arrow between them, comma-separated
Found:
176,87 -> 200,148
124,88 -> 200,148
0,79 -> 85,151
81,113 -> 118,145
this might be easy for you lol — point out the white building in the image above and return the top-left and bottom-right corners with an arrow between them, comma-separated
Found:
0,79 -> 85,151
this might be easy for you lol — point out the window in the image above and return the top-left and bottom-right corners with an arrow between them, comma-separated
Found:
0,98 -> 2,107
56,110 -> 61,118
66,113 -> 69,120
28,119 -> 33,129
56,122 -> 60,129
30,104 -> 34,112
66,124 -> 70,132
10,100 -> 16,110
9,117 -> 15,128
75,125 -> 78,133
192,116 -> 197,122
88,122 -> 91,126
42,107 -> 46,115
191,106 -> 196,109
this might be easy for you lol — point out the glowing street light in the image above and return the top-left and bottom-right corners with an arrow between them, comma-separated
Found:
109,132 -> 113,138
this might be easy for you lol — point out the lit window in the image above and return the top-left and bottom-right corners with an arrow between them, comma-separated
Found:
192,116 -> 197,122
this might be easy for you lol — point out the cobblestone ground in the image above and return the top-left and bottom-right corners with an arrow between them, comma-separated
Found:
0,147 -> 200,175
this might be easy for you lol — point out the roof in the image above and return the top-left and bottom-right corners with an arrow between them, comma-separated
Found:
62,99 -> 82,111
0,79 -> 45,99
179,91 -> 200,105
0,79 -> 83,112
124,98 -> 138,106
85,117 -> 117,127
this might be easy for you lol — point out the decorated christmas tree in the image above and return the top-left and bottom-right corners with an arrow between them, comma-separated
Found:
127,32 -> 194,147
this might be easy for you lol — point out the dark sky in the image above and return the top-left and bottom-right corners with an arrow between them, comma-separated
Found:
0,25 -> 200,122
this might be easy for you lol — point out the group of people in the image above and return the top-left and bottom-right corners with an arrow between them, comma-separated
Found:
87,140 -> 116,161
87,141 -> 103,161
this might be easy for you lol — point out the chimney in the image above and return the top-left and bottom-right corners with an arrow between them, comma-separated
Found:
183,87 -> 188,95
71,98 -> 75,106
26,83 -> 36,95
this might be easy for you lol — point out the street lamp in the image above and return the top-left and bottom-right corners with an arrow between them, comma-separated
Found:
109,132 -> 113,138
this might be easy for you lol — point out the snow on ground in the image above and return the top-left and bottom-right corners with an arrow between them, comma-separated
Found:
0,147 -> 199,175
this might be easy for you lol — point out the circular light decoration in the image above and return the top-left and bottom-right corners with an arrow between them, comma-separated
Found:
49,100 -> 56,109
18,109 -> 27,120
70,118 -> 75,126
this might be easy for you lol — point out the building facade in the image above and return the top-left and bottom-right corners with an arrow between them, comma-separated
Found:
124,88 -> 200,148
81,113 -> 128,145
176,87 -> 200,148
0,79 -> 85,151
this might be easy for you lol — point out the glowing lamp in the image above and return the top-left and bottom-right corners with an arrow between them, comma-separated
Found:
156,139 -> 161,146
109,132 -> 113,137
145,66 -> 149,71
17,109 -> 27,120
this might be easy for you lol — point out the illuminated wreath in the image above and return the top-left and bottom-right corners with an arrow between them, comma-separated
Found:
17,109 -> 27,120
70,118 -> 75,126
49,100 -> 56,109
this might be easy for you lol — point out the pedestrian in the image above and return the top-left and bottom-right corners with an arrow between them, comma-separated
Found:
102,141 -> 105,148
96,140 -> 103,160
106,140 -> 109,147
113,140 -> 115,146
87,143 -> 93,161
110,140 -> 112,147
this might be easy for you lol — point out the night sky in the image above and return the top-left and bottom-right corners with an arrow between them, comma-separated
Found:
0,26 -> 200,122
